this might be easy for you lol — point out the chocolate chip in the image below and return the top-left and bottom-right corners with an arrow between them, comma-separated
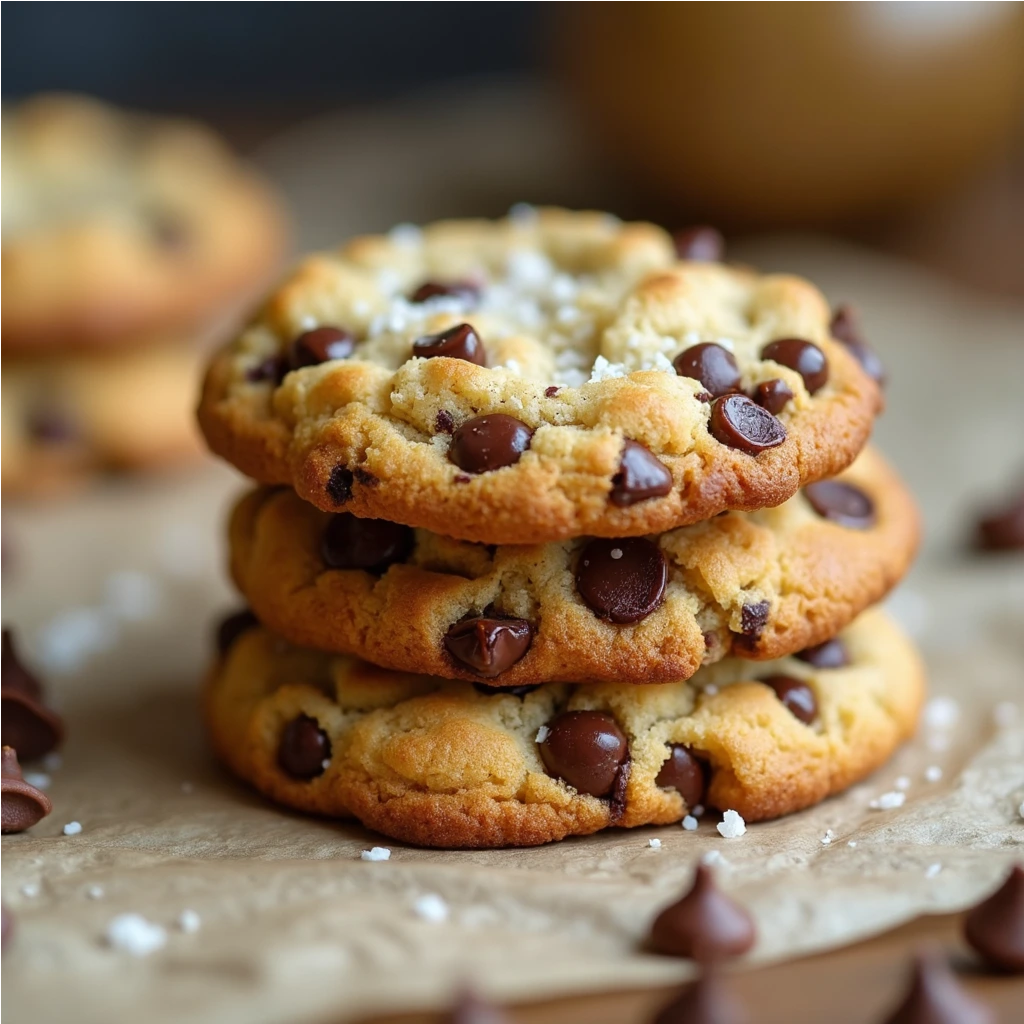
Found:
277,715 -> 331,780
761,338 -> 828,394
435,410 -> 455,434
709,395 -> 786,455
444,617 -> 533,677
1,746 -> 52,833
975,488 -> 1024,551
804,480 -> 875,528
761,676 -> 817,724
326,466 -> 354,505
963,864 -> 1024,973
27,408 -> 77,444
1,630 -> 64,761
752,378 -> 793,414
880,951 -> 994,1024
673,343 -> 741,398
795,638 -> 849,669
830,305 -> 886,387
673,226 -> 725,262
740,601 -> 770,640
610,440 -> 673,507
576,538 -> 668,624
656,745 -> 707,808
409,280 -> 480,304
215,609 -> 260,655
649,865 -> 757,961
538,710 -> 629,797
472,683 -> 541,698
544,386 -> 560,397
246,355 -> 288,384
290,327 -> 356,369
650,971 -> 749,1024
447,989 -> 510,1024
449,414 -> 532,474
412,323 -> 486,365
321,513 -> 414,574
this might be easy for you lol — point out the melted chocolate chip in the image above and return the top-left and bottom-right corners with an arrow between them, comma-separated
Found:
1,630 -> 64,761
410,280 -> 480,304
435,409 -> 455,434
412,322 -> 486,365
610,440 -> 673,507
795,638 -> 849,669
649,865 -> 757,961
444,617 -> 533,678
290,327 -> 356,369
674,343 -> 741,398
761,676 -> 817,724
740,601 -> 770,640
321,514 -> 413,574
761,338 -> 828,394
975,488 -> 1024,551
656,745 -> 707,808
538,710 -> 629,798
880,951 -> 994,1024
576,538 -> 668,624
277,715 -> 331,780
1,746 -> 52,833
246,355 -> 288,385
472,683 -> 541,698
804,480 -> 876,528
215,609 -> 260,655
326,466 -> 354,505
650,971 -> 749,1024
544,386 -> 560,397
963,864 -> 1024,973
752,378 -> 793,415
673,226 -> 725,262
709,395 -> 786,455
449,415 -> 532,474
830,305 -> 886,387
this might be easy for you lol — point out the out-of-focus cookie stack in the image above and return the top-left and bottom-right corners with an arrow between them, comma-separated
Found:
198,208 -> 924,848
2,93 -> 287,494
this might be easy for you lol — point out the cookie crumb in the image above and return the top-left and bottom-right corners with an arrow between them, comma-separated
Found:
682,815 -> 699,831
924,766 -> 943,783
648,838 -> 662,849
413,894 -> 449,923
925,863 -> 942,879
535,725 -> 550,743
716,809 -> 746,839
177,910 -> 201,934
63,821 -> 83,835
360,847 -> 391,862
870,791 -> 905,811
105,914 -> 167,956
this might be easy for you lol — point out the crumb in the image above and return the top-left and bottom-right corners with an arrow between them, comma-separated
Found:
413,894 -> 449,923
360,847 -> 392,862
24,771 -> 51,790
63,821 -> 83,836
870,792 -> 906,811
716,809 -> 746,839
682,815 -> 698,831
925,863 -> 942,879
20,883 -> 40,898
535,725 -> 550,744
894,776 -> 911,791
177,910 -> 201,934
87,886 -> 104,899
924,766 -> 943,783
821,829 -> 835,846
648,838 -> 662,849
105,914 -> 167,956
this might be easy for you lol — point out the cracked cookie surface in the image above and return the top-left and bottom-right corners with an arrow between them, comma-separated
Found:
228,447 -> 918,686
204,608 -> 924,848
199,208 -> 881,544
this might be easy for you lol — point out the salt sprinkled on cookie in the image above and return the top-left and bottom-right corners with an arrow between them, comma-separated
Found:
716,810 -> 746,839
412,894 -> 449,923
360,847 -> 391,862
105,914 -> 167,956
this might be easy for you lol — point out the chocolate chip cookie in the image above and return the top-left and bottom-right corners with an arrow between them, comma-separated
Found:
204,608 -> 924,848
227,447 -> 918,686
198,208 -> 882,544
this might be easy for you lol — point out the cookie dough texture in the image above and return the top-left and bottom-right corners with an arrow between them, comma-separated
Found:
204,609 -> 924,848
228,447 -> 918,686
199,209 -> 882,544
2,93 -> 287,352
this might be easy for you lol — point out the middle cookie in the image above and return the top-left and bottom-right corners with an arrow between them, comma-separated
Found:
229,447 -> 918,687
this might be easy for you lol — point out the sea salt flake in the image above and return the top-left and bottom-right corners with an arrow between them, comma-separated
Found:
870,791 -> 905,811
589,355 -> 627,382
105,914 -> 167,957
717,809 -> 746,839
413,894 -> 449,923
894,776 -> 911,791
535,725 -> 551,744
648,838 -> 662,849
360,847 -> 392,862
925,863 -> 942,879
63,821 -> 83,835
24,771 -> 50,790
682,815 -> 698,831
924,766 -> 943,783
177,910 -> 201,934
507,249 -> 553,288
923,696 -> 959,730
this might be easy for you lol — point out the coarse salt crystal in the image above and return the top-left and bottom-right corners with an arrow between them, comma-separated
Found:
682,816 -> 699,831
20,883 -> 40,898
923,696 -> 959,730
821,829 -> 835,846
894,776 -> 911,791
63,821 -> 83,836
924,766 -> 943,783
507,250 -> 553,288
589,355 -> 627,382
413,894 -> 449,923
648,838 -> 662,849
610,548 -> 623,560
24,771 -> 50,790
105,914 -> 167,957
360,847 -> 392,862
925,863 -> 942,879
870,791 -> 905,811
177,910 -> 201,934
535,725 -> 551,744
716,809 -> 746,839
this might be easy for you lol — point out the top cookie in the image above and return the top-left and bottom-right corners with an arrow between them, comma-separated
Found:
199,208 -> 882,544
2,93 -> 287,353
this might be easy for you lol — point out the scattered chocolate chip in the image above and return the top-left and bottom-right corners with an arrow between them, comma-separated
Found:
290,327 -> 356,369
575,538 -> 668,624
326,466 -> 354,505
321,514 -> 414,574
673,226 -> 725,262
649,865 -> 757,961
1,630 -> 64,761
761,338 -> 828,394
656,745 -> 707,808
538,710 -> 629,798
444,617 -> 533,678
412,323 -> 486,365
544,386 -> 560,397
435,410 -> 455,434
709,395 -> 786,455
215,609 -> 260,655
472,683 -> 541,698
27,408 -> 77,444
449,415 -> 532,474
278,715 -> 331,780
975,488 -> 1024,551
795,638 -> 850,669
963,864 -> 1024,973
761,676 -> 817,724
246,355 -> 288,385
752,378 -> 793,415
2,904 -> 12,953
804,480 -> 876,528
410,280 -> 480,305
880,951 -> 994,1024
610,440 -> 673,507
650,970 -> 750,1024
740,601 -> 770,640
830,305 -> 886,387
447,988 -> 510,1024
1,746 -> 52,833
674,343 -> 741,398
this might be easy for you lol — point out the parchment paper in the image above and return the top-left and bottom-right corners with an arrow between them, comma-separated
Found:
2,83 -> 1023,1024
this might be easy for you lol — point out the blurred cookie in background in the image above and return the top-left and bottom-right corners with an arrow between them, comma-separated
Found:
1,93 -> 289,494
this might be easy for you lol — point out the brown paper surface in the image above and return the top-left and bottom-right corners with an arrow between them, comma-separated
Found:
3,86 -> 1023,1023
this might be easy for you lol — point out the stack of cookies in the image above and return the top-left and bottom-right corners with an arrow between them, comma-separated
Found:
198,209 -> 923,849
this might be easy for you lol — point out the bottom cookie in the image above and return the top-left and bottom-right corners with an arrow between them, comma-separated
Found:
204,608 -> 924,848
